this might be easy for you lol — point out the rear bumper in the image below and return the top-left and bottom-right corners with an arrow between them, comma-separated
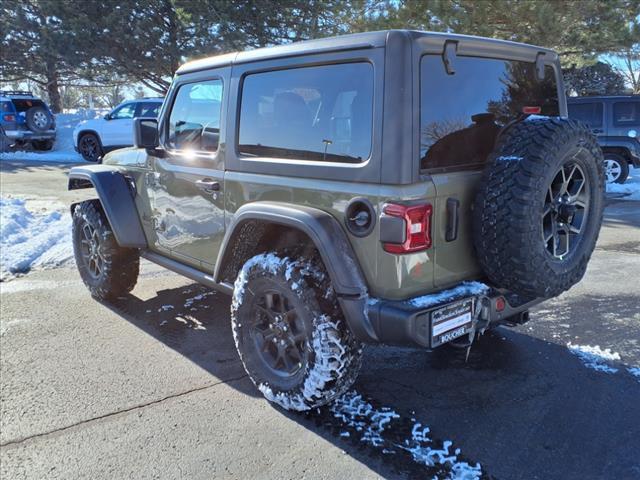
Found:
341,284 -> 544,349
3,129 -> 56,141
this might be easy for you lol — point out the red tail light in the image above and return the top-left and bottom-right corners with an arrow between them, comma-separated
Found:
522,106 -> 541,114
382,203 -> 432,254
3,114 -> 15,122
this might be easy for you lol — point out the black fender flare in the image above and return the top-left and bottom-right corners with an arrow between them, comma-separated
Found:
214,202 -> 378,342
68,165 -> 147,248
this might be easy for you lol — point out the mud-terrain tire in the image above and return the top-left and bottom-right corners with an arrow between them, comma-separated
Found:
32,139 -> 54,151
603,153 -> 629,184
78,133 -> 102,162
231,253 -> 363,411
25,106 -> 53,132
473,118 -> 605,298
72,200 -> 139,300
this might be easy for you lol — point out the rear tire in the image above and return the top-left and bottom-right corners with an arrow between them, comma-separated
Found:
72,200 -> 139,300
231,253 -> 362,411
603,153 -> 629,184
78,133 -> 102,162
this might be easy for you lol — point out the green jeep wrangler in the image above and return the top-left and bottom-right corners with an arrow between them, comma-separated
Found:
69,30 -> 604,411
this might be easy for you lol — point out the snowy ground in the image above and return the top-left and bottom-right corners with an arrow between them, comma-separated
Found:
0,197 -> 73,280
0,113 -> 86,163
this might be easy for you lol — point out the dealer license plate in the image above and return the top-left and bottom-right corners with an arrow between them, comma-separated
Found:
430,299 -> 474,348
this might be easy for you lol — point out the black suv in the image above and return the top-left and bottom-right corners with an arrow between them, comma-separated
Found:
568,96 -> 640,183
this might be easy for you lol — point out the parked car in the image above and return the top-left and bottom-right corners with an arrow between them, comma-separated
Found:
68,30 -> 604,412
73,97 -> 163,162
568,95 -> 640,184
0,90 -> 56,151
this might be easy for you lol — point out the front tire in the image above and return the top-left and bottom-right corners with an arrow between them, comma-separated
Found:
78,133 -> 102,162
231,253 -> 362,411
72,200 -> 139,300
603,153 -> 629,184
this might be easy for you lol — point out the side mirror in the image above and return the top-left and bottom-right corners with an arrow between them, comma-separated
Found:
134,118 -> 159,149
103,113 -> 111,120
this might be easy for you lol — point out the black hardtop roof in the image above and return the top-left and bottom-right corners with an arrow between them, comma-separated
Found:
177,29 -> 557,75
568,95 -> 639,103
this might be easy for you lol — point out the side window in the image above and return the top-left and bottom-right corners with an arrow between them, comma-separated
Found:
567,102 -> 603,128
136,102 -> 161,118
613,102 -> 640,127
168,79 -> 223,152
238,62 -> 373,163
420,55 -> 559,171
110,103 -> 136,120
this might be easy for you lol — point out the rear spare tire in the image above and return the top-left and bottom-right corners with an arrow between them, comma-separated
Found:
26,106 -> 53,132
473,117 -> 604,298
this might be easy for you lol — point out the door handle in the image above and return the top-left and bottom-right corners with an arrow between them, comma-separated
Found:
445,197 -> 459,242
195,179 -> 220,192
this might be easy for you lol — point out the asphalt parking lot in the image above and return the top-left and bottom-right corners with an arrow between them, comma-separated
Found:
1,160 -> 639,479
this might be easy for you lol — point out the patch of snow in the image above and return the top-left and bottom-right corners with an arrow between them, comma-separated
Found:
330,391 -> 482,479
0,197 -> 73,279
331,391 -> 400,447
496,155 -> 523,162
524,114 -> 553,121
606,168 -> 640,200
0,113 -> 84,163
627,367 -> 640,380
404,282 -> 490,309
567,343 -> 620,373
183,290 -> 215,308
158,305 -> 174,312
398,422 -> 482,480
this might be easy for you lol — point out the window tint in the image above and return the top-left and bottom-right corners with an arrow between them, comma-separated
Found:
420,55 -> 559,170
613,101 -> 640,127
136,102 -> 161,118
567,102 -> 603,128
111,103 -> 135,120
238,62 -> 373,163
168,79 -> 223,152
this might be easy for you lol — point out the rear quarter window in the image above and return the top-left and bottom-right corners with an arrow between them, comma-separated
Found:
567,102 -> 603,128
613,101 -> 640,127
238,62 -> 374,164
420,55 -> 559,171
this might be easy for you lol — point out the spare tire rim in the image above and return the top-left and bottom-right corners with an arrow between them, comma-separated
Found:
33,111 -> 48,129
542,162 -> 590,260
604,158 -> 622,183
79,222 -> 104,279
250,290 -> 308,378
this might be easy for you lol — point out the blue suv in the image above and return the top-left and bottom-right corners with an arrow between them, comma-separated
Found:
0,90 -> 56,151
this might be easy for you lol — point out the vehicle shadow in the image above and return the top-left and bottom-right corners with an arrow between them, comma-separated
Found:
0,159 -> 85,174
101,282 -> 640,480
